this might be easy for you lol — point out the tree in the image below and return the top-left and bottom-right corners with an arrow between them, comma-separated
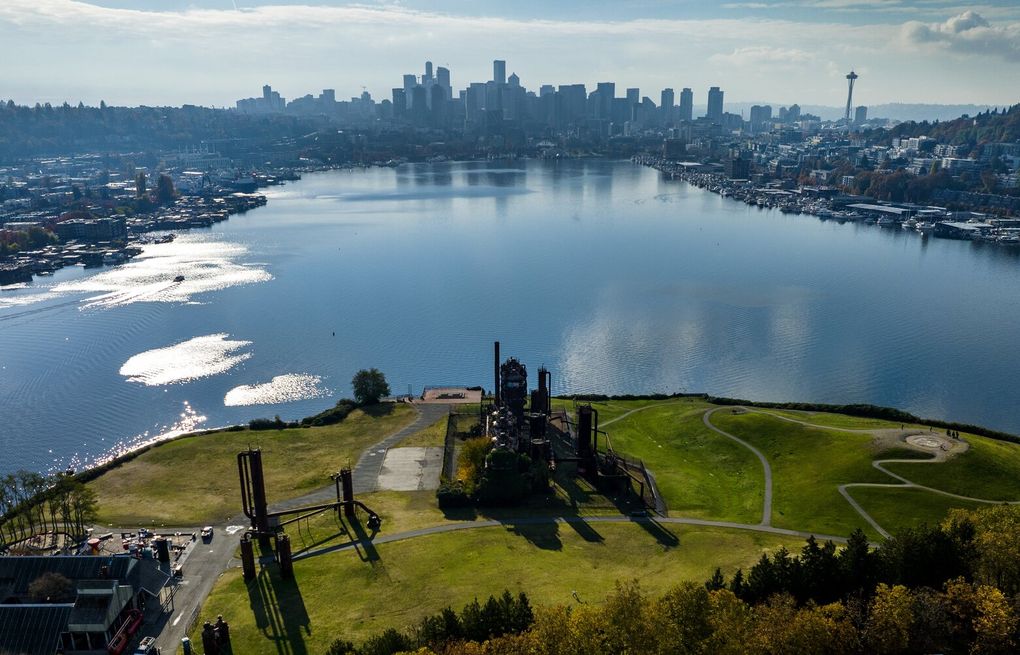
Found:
866,584 -> 914,654
28,572 -> 72,602
351,368 -> 390,405
156,173 -> 176,205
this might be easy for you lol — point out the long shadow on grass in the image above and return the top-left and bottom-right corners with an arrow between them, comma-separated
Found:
247,565 -> 311,655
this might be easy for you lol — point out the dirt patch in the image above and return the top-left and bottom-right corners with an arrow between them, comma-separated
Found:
872,429 -> 968,460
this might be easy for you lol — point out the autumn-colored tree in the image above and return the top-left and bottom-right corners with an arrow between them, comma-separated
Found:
865,584 -> 914,654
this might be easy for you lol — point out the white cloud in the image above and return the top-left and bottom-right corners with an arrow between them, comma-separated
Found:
902,10 -> 1020,61
0,1 -> 1014,106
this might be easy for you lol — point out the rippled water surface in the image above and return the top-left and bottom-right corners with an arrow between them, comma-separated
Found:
2,159 -> 1020,473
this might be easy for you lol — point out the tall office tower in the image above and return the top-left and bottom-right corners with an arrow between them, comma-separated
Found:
262,84 -> 272,101
465,83 -> 485,123
391,88 -> 406,116
596,82 -> 615,119
430,85 -> 446,125
321,89 -> 336,104
493,60 -> 506,85
707,86 -> 724,121
424,61 -> 433,81
660,88 -> 674,110
626,88 -> 640,105
436,66 -> 451,98
679,87 -> 693,121
508,72 -> 520,88
855,105 -> 868,124
788,103 -> 801,121
411,86 -> 428,121
844,70 -> 858,122
402,74 -> 417,109
540,84 -> 555,97
559,84 -> 587,123
661,88 -> 675,123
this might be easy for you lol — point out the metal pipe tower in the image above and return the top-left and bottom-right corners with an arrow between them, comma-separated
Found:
844,70 -> 859,122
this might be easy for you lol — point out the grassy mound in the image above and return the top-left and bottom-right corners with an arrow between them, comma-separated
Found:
89,404 -> 415,526
882,433 -> 1020,501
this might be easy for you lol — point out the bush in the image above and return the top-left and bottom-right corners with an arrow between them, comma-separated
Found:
436,480 -> 471,508
301,399 -> 360,427
359,628 -> 412,655
249,415 -> 288,431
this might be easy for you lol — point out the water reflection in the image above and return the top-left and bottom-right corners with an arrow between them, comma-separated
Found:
120,333 -> 253,386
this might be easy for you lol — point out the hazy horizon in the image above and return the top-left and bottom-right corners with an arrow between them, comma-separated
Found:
1,1 -> 1018,109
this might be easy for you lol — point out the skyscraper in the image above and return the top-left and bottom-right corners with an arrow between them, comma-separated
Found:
493,60 -> 506,85
437,66 -> 451,100
596,82 -> 615,119
661,88 -> 674,124
707,87 -> 724,122
679,88 -> 693,122
855,105 -> 868,124
424,61 -> 433,81
402,74 -> 417,110
626,88 -> 640,105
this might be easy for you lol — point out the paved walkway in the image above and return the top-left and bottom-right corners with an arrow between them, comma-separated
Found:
268,403 -> 450,514
293,514 -> 851,561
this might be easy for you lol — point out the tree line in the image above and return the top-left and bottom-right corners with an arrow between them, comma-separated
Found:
0,470 -> 98,552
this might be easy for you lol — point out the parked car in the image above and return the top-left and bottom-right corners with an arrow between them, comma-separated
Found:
201,526 -> 214,541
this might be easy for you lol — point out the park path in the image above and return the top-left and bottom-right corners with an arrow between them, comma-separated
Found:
293,513 -> 852,561
702,408 -> 774,527
598,400 -> 688,429
268,403 -> 450,515
717,407 -> 1020,539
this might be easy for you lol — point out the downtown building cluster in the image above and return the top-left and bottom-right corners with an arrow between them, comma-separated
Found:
234,59 -> 845,142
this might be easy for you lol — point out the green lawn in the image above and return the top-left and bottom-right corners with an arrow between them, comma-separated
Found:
191,523 -> 804,652
601,400 -> 765,523
761,410 -> 915,430
551,398 -> 674,426
709,410 -> 889,539
90,405 -> 416,526
394,415 -> 448,448
847,486 -> 988,534
883,434 -> 1020,501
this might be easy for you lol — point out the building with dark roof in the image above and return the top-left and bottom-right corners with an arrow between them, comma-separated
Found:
0,555 -> 173,655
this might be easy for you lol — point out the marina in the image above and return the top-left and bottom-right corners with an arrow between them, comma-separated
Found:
636,155 -> 1020,245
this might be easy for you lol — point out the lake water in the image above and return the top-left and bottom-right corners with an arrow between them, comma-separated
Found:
2,159 -> 1020,474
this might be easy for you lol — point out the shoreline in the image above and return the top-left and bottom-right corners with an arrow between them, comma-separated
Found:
63,391 -> 1019,487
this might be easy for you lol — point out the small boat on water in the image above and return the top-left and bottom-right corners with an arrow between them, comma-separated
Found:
915,222 -> 936,233
174,275 -> 185,283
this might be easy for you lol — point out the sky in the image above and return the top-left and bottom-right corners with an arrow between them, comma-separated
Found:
0,0 -> 1018,108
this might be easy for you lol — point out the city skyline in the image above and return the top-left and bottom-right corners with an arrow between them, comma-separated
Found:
1,1 -> 1018,107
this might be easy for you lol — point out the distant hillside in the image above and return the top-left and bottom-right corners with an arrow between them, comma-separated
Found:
886,104 -> 1020,147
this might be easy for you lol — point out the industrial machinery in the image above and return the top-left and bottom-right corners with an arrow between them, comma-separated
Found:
236,449 -> 381,579
483,341 -> 661,512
